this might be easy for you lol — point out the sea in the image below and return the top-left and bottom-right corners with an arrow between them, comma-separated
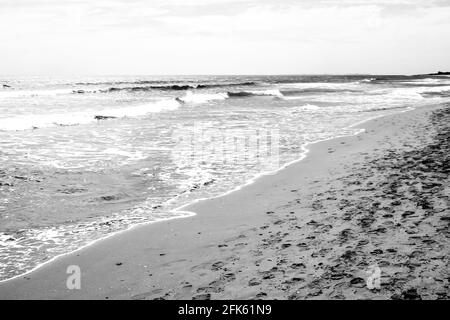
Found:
0,74 -> 449,280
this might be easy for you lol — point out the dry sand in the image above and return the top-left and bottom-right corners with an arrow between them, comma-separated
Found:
0,103 -> 448,300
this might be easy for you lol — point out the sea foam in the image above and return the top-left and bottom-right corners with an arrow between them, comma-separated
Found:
179,91 -> 229,103
0,99 -> 180,131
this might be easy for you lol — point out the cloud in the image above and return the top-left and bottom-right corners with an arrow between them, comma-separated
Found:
0,0 -> 449,75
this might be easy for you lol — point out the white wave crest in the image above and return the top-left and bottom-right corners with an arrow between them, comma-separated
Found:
179,91 -> 229,104
0,89 -> 74,99
0,99 -> 180,131
360,78 -> 376,83
0,112 -> 93,131
248,89 -> 284,97
100,99 -> 180,117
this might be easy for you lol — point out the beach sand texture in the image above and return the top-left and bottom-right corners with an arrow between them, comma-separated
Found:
0,103 -> 448,300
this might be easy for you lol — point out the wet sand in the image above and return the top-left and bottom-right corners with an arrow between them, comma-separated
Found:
0,103 -> 449,300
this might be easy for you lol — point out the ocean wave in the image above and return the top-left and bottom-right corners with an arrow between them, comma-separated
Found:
197,82 -> 256,89
360,105 -> 408,113
227,89 -> 283,98
178,91 -> 229,104
104,85 -> 195,92
0,112 -> 92,130
371,75 -> 450,83
359,78 -> 376,83
279,81 -> 362,90
74,80 -> 257,87
414,85 -> 450,98
0,82 -> 259,98
89,82 -> 258,93
421,90 -> 450,98
292,104 -> 321,111
281,88 -> 360,96
398,83 -> 450,88
96,99 -> 180,117
267,77 -> 367,84
74,80 -> 176,86
177,89 -> 284,103
371,85 -> 450,101
0,89 -> 74,99
0,99 -> 180,131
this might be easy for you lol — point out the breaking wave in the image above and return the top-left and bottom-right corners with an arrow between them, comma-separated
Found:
227,89 -> 284,98
0,89 -> 74,99
79,82 -> 258,94
178,91 -> 229,104
421,90 -> 450,98
177,89 -> 284,103
0,99 -> 181,131
74,80 -> 257,88
281,88 -> 361,96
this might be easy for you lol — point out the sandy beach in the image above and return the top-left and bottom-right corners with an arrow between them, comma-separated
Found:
0,103 -> 448,300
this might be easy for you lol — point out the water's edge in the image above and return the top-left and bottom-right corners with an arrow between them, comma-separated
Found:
0,106 -> 415,284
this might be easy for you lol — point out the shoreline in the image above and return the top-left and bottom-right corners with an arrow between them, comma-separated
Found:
0,108 -> 398,284
0,103 -> 448,299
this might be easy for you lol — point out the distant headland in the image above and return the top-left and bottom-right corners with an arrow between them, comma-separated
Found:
426,71 -> 450,76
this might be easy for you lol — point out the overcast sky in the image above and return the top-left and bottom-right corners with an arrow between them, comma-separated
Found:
1,0 -> 450,75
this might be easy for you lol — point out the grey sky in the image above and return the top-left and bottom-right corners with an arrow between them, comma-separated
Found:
1,0 -> 450,75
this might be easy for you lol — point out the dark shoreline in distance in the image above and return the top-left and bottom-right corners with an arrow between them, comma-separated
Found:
425,71 -> 450,76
